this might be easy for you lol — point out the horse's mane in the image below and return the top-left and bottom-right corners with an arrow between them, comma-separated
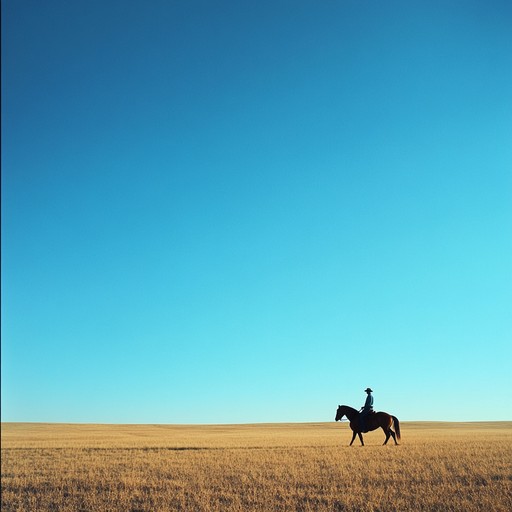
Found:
339,405 -> 359,414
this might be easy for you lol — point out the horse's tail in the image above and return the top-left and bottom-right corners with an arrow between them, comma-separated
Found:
392,416 -> 401,440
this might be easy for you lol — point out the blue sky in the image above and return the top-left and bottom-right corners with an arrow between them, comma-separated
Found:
2,0 -> 511,423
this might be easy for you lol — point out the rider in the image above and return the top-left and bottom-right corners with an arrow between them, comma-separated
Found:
360,388 -> 374,432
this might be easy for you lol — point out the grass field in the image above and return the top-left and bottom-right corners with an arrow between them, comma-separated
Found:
2,421 -> 511,511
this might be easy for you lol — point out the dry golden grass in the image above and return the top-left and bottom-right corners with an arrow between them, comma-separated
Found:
2,421 -> 511,511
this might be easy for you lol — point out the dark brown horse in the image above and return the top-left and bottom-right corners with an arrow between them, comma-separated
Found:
335,405 -> 401,446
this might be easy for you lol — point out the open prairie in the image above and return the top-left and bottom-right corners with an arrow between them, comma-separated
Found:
2,421 -> 511,511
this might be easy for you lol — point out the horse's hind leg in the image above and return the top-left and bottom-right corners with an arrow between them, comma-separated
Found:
358,432 -> 364,446
389,429 -> 398,445
349,431 -> 357,446
383,428 -> 391,445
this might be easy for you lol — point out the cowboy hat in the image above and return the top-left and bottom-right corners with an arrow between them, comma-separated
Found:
364,388 -> 373,392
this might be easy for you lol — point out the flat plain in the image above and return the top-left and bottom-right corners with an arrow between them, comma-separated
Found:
2,421 -> 511,511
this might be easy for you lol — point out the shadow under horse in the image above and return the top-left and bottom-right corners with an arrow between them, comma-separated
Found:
335,405 -> 401,446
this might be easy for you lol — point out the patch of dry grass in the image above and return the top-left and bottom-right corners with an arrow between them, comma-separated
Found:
2,421 -> 511,511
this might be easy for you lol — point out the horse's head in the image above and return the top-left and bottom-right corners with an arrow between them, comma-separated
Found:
335,405 -> 344,421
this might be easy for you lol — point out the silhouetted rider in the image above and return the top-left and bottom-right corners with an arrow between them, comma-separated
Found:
360,387 -> 374,431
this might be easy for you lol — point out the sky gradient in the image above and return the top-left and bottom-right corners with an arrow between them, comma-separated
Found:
2,0 -> 511,423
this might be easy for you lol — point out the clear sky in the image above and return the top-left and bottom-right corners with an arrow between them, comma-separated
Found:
2,1 -> 511,424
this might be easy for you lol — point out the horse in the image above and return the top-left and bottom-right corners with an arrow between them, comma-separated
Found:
335,405 -> 401,446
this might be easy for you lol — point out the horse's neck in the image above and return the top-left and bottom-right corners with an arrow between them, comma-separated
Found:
342,406 -> 359,420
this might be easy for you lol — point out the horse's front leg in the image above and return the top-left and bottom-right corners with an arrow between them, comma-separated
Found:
358,432 -> 364,446
349,431 -> 357,446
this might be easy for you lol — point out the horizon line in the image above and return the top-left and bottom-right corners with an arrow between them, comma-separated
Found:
2,419 -> 511,427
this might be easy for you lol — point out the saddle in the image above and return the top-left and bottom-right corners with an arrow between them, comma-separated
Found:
359,409 -> 375,432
